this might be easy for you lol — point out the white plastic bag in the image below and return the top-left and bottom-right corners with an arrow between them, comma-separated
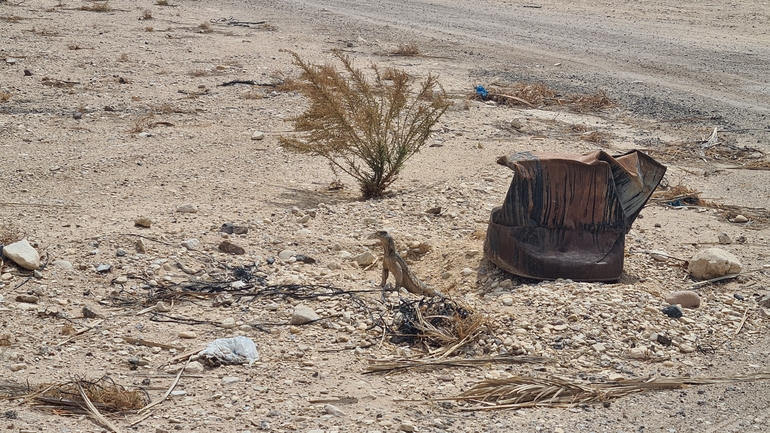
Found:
199,336 -> 259,366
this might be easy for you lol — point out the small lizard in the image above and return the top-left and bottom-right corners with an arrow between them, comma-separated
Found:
370,230 -> 438,297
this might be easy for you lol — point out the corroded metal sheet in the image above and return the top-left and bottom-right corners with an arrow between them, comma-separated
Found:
484,150 -> 666,281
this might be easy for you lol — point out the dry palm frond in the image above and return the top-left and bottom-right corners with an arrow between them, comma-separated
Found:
23,376 -> 148,413
390,296 -> 487,358
446,373 -> 770,411
364,355 -> 547,374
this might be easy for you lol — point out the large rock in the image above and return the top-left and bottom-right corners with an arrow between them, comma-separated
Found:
688,248 -> 742,280
353,250 -> 376,266
665,290 -> 701,308
3,239 -> 41,270
289,305 -> 320,325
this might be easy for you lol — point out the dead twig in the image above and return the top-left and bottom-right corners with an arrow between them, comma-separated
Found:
364,355 -> 547,374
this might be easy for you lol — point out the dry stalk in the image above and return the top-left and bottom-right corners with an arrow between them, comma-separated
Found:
364,355 -> 547,374
446,373 -> 770,411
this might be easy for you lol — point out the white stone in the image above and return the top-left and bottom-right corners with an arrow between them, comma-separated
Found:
178,331 -> 197,339
665,291 -> 701,308
251,131 -> 265,140
733,214 -> 748,223
289,305 -> 320,325
3,239 -> 41,270
185,361 -> 205,374
176,203 -> 199,213
278,249 -> 296,260
9,363 -> 26,372
688,248 -> 742,280
181,239 -> 200,250
501,296 -> 514,306
592,343 -> 606,352
629,347 -> 648,359
324,404 -> 346,417
220,317 -> 236,329
221,376 -> 240,385
353,250 -> 376,266
460,268 -> 474,276
52,260 -> 73,269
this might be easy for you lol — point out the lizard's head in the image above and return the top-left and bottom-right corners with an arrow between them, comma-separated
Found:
369,230 -> 393,243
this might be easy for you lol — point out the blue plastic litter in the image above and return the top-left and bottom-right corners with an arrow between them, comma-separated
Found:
475,85 -> 488,99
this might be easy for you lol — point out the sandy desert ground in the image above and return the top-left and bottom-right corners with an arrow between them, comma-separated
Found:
1,0 -> 770,432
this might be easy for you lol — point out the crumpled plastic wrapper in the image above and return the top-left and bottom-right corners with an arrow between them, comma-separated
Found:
199,336 -> 260,367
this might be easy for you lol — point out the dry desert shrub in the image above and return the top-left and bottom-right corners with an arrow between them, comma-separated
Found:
279,50 -> 450,198
80,1 -> 112,12
0,91 -> 10,103
391,43 -> 420,56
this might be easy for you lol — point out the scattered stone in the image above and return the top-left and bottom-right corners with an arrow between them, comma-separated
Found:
688,248 -> 742,280
353,250 -> 376,266
591,343 -> 606,352
679,344 -> 696,353
732,214 -> 749,223
96,264 -> 112,273
460,267 -> 474,276
135,238 -> 147,253
181,239 -> 200,251
278,249 -> 296,260
221,376 -> 240,385
759,295 -> 770,308
425,206 -> 442,215
734,293 -> 745,301
220,317 -> 236,329
116,248 -> 126,257
176,203 -> 199,213
15,295 -> 39,304
52,260 -> 73,269
661,305 -> 683,318
657,334 -> 673,346
501,296 -> 514,306
221,223 -> 248,235
289,305 -> 320,325
324,404 -> 345,417
718,232 -> 732,244
665,291 -> 701,308
134,217 -> 152,228
9,364 -> 26,372
82,305 -> 101,318
155,301 -> 171,312
3,239 -> 41,270
185,361 -> 205,374
170,390 -> 186,396
218,241 -> 245,255
178,331 -> 197,339
251,131 -> 265,140
399,421 -> 416,432
629,347 -> 648,359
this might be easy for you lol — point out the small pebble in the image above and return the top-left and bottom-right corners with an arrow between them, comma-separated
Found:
178,331 -> 197,339
733,214 -> 748,223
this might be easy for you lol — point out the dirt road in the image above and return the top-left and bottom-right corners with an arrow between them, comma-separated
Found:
258,0 -> 770,128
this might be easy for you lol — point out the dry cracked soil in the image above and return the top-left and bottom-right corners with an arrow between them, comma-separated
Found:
1,0 -> 770,432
